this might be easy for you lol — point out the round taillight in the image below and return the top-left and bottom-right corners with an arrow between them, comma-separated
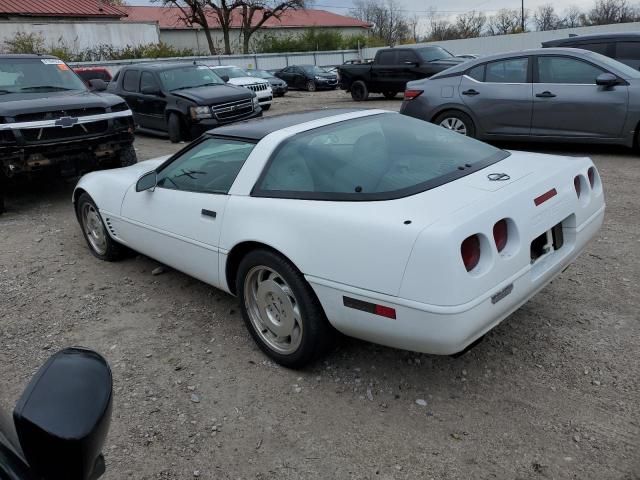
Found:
574,176 -> 581,197
461,235 -> 481,272
493,219 -> 508,253
588,167 -> 596,188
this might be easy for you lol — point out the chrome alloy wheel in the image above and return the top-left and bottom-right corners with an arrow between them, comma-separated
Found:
81,203 -> 107,255
439,117 -> 468,135
243,266 -> 303,355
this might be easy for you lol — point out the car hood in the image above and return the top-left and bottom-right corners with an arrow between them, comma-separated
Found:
226,77 -> 269,86
268,77 -> 287,86
0,90 -> 126,117
172,84 -> 252,104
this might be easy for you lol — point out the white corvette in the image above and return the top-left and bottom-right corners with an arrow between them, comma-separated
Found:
73,109 -> 605,367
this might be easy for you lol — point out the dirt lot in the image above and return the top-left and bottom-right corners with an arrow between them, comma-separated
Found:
1,89 -> 639,479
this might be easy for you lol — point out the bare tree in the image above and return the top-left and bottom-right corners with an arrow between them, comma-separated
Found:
423,8 -> 455,41
154,0 -> 218,54
455,10 -> 486,38
238,0 -> 306,54
584,0 -> 637,24
562,5 -> 584,27
407,14 -> 421,42
533,4 -> 560,30
487,8 -> 526,35
350,0 -> 410,45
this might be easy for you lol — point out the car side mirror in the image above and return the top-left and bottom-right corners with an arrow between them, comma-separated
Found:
221,75 -> 230,83
141,85 -> 161,95
13,347 -> 113,480
88,79 -> 107,91
596,73 -> 618,87
136,170 -> 157,192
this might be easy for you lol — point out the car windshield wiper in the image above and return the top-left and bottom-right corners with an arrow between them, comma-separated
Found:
176,169 -> 206,180
20,86 -> 76,91
427,58 -> 446,63
0,89 -> 13,95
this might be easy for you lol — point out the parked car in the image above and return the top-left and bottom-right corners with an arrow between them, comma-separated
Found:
0,347 -> 112,479
338,46 -> 465,101
73,66 -> 113,87
73,109 -> 604,368
107,63 -> 261,143
209,65 -> 273,110
401,48 -> 640,148
0,54 -> 136,215
247,69 -> 288,97
274,65 -> 338,91
543,33 -> 640,70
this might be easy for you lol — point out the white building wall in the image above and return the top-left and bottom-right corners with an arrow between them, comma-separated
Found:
0,21 -> 159,52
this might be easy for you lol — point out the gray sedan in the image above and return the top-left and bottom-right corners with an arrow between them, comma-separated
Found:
400,48 -> 640,148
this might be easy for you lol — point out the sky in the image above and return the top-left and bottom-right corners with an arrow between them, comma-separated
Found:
127,0 -> 596,30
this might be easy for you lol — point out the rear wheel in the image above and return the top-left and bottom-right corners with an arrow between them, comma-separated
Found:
76,193 -> 124,261
306,80 -> 317,92
350,80 -> 369,101
383,91 -> 398,99
433,111 -> 476,138
167,113 -> 183,143
236,249 -> 332,368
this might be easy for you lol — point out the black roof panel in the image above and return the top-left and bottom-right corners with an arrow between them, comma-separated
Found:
543,32 -> 640,46
207,108 -> 365,140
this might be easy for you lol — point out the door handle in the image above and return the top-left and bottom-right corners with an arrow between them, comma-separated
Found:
462,89 -> 479,96
201,209 -> 216,219
536,91 -> 556,98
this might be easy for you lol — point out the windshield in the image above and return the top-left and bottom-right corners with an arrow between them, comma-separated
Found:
159,66 -> 224,91
0,58 -> 86,94
248,70 -> 272,79
415,46 -> 455,62
254,113 -> 508,200
587,51 -> 640,79
302,65 -> 329,75
213,66 -> 249,79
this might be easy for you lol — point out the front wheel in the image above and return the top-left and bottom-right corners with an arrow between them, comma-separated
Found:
167,113 -> 182,143
261,104 -> 271,111
118,143 -> 137,167
236,249 -> 332,368
433,111 -> 476,138
306,80 -> 317,92
76,193 -> 125,261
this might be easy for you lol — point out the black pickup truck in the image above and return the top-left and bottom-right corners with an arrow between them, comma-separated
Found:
0,55 -> 136,214
338,46 -> 465,101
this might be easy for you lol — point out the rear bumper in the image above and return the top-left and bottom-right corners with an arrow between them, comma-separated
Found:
308,205 -> 605,355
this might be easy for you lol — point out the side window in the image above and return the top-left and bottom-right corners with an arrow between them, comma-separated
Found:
156,138 -> 255,194
397,50 -> 419,64
485,58 -> 528,83
467,64 -> 485,82
377,51 -> 396,65
537,56 -> 605,84
616,41 -> 640,59
140,71 -> 159,92
123,70 -> 140,92
579,42 -> 611,55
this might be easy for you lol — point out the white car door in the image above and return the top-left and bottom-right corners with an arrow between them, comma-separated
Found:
119,137 -> 257,286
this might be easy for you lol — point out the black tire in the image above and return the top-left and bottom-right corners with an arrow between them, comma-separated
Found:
236,249 -> 332,369
350,80 -> 369,101
383,91 -> 398,99
306,80 -> 317,92
167,113 -> 182,143
0,168 -> 5,215
76,193 -> 125,262
118,143 -> 138,167
262,104 -> 271,111
433,110 -> 476,138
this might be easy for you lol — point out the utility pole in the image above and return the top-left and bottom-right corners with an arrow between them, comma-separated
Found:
521,0 -> 525,31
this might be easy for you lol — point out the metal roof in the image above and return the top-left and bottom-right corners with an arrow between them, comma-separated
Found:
0,0 -> 127,18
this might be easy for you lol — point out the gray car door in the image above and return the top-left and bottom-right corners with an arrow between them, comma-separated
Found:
531,55 -> 628,138
458,57 -> 533,136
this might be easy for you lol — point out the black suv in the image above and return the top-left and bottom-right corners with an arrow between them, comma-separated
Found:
0,54 -> 136,214
107,63 -> 261,143
543,33 -> 640,70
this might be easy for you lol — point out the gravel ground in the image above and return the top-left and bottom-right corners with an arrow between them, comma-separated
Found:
1,89 -> 639,479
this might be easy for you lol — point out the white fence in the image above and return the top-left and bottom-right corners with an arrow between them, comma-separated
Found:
0,21 -> 160,52
69,21 -> 640,75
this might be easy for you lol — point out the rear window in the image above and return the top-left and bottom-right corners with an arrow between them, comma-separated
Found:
616,41 -> 640,59
253,113 -> 508,201
123,70 -> 140,92
76,70 -> 111,82
577,42 -> 611,55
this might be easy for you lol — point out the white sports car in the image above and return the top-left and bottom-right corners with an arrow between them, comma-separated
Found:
73,109 -> 605,368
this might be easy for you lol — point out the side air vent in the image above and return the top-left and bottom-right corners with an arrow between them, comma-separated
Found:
104,218 -> 117,238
